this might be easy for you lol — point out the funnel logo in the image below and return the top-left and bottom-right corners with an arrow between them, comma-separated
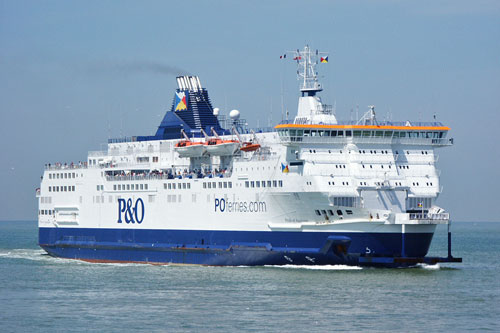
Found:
175,91 -> 188,111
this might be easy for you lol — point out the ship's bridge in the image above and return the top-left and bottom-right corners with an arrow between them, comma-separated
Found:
275,121 -> 452,147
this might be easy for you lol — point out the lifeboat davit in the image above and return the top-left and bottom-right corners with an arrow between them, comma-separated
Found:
240,142 -> 261,152
174,140 -> 206,158
205,138 -> 240,156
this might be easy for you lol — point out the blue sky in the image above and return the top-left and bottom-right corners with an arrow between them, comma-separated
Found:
0,0 -> 499,221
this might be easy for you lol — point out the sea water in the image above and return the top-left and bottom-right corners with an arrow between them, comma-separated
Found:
0,221 -> 499,332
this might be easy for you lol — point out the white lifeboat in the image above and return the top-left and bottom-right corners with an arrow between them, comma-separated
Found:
205,138 -> 239,156
203,128 -> 239,156
174,140 -> 206,157
174,129 -> 206,157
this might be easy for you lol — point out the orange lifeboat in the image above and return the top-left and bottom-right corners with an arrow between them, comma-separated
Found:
240,142 -> 261,152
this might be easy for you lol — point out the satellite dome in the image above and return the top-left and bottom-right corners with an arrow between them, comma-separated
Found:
213,107 -> 220,116
229,109 -> 240,121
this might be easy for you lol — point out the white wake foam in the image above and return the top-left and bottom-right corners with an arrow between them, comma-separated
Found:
416,263 -> 441,270
263,264 -> 363,270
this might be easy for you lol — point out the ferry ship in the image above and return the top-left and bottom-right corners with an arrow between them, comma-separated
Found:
37,46 -> 461,267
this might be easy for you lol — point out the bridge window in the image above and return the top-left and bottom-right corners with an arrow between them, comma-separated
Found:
346,130 -> 352,137
375,131 -> 383,137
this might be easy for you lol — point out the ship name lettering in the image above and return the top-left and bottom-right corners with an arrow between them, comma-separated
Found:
117,198 -> 145,224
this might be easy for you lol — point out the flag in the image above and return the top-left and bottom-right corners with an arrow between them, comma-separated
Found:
417,202 -> 423,208
281,163 -> 289,173
320,56 -> 328,63
175,91 -> 188,111
280,54 -> 286,59
293,56 -> 302,61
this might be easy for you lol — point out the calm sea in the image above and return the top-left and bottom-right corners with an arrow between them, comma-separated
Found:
0,221 -> 499,332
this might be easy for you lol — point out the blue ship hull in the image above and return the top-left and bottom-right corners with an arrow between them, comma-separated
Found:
39,227 -> 437,267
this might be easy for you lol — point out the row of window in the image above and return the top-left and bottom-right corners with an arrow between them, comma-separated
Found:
315,209 -> 353,217
332,197 -> 358,207
412,182 -> 434,186
113,184 -> 149,191
49,172 -> 77,179
309,149 -> 343,154
245,180 -> 283,188
165,182 -> 192,190
48,185 -> 75,192
279,129 -> 445,139
39,210 -> 54,215
202,182 -> 233,189
40,196 -> 52,204
362,164 -> 393,169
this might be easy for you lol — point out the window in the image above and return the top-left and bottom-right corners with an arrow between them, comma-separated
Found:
245,181 -> 249,188
113,185 -> 117,191
251,181 -> 255,188
328,210 -> 334,216
164,184 -> 168,189
229,182 -> 232,188
144,184 -> 148,190
273,180 -> 277,187
279,180 -> 283,187
126,184 -> 130,190
224,182 -> 227,188
203,183 -> 207,189
218,182 -> 222,189
315,210 -> 321,216
346,210 -> 353,215
337,210 -> 343,216
72,186 -> 75,191
140,184 -> 144,190
183,183 -> 187,189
